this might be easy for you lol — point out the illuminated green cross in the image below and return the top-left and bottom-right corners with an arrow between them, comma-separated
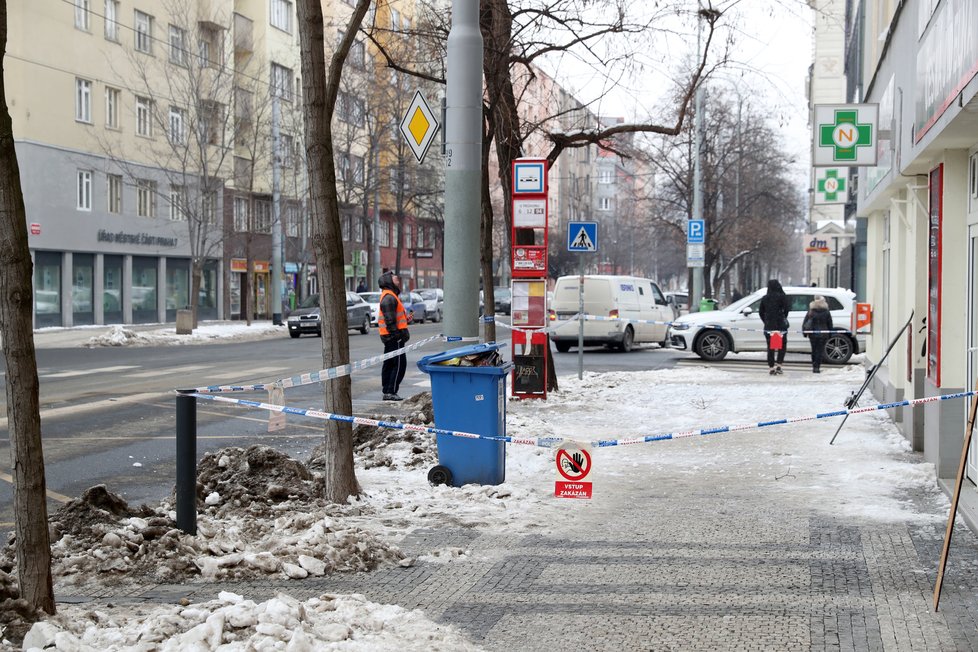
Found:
818,110 -> 873,162
817,169 -> 847,202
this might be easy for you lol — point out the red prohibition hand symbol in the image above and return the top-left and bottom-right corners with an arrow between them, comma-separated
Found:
557,449 -> 591,481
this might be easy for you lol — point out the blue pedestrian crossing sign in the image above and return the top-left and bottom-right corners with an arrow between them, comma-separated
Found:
687,219 -> 705,244
568,221 -> 598,252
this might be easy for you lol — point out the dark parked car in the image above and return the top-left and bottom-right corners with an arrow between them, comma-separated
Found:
287,292 -> 372,338
400,291 -> 427,324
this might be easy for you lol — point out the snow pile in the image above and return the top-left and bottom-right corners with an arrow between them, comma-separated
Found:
22,591 -> 483,652
86,323 -> 284,347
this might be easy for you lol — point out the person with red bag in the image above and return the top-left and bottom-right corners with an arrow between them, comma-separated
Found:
759,279 -> 791,375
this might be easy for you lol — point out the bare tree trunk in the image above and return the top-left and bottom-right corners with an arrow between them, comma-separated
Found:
297,0 -> 369,502
0,2 -> 54,614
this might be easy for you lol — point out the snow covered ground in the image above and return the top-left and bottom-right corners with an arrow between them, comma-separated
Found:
3,331 -> 950,650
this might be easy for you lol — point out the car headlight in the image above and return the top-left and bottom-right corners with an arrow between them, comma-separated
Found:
671,323 -> 691,331
287,316 -> 300,323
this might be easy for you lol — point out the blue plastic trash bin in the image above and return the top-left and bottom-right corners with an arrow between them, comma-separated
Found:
417,343 -> 513,487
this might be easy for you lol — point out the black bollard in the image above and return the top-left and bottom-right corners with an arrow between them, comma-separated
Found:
175,392 -> 197,535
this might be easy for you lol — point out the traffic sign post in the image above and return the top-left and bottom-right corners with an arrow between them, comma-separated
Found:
554,443 -> 593,499
567,221 -> 598,380
399,90 -> 440,163
687,219 -> 705,244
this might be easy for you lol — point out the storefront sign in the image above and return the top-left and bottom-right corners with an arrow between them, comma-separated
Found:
915,0 -> 978,142
29,223 -> 41,235
97,229 -> 178,247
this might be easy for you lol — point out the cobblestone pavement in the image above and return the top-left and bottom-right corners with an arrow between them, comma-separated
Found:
60,424 -> 978,651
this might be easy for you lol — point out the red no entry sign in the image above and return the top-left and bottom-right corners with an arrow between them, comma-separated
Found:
555,446 -> 593,499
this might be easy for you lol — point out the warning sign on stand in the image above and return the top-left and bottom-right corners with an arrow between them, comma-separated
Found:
554,444 -> 593,499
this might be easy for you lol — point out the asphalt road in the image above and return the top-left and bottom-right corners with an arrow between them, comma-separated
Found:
0,320 -> 689,536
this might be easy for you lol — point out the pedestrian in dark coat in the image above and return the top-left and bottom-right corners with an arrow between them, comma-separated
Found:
803,295 -> 834,373
759,279 -> 791,375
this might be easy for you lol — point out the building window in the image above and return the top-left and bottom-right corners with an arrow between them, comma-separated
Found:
202,192 -> 217,224
270,0 -> 293,33
104,0 -> 119,40
136,96 -> 153,136
75,78 -> 92,123
354,217 -> 364,242
287,204 -> 300,237
74,0 -> 90,31
598,196 -> 611,211
417,225 -> 424,247
168,106 -> 186,144
198,23 -> 221,67
254,199 -> 272,233
169,25 -> 188,65
599,168 -> 613,184
200,101 -> 223,146
271,63 -> 293,101
352,155 -> 364,183
279,134 -> 294,168
77,170 -> 92,211
137,179 -> 156,217
378,220 -> 390,247
134,10 -> 153,54
390,8 -> 400,31
234,156 -> 253,187
104,87 -> 120,128
107,174 -> 122,213
234,197 -> 249,232
169,185 -> 186,220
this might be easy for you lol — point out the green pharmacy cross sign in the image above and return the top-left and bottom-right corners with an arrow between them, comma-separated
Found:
815,168 -> 848,205
813,104 -> 878,167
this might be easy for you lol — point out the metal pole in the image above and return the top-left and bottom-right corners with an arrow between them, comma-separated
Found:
372,146 -> 381,290
175,392 -> 197,535
578,259 -> 584,379
690,7 -> 705,311
271,93 -> 283,325
443,0 -> 483,339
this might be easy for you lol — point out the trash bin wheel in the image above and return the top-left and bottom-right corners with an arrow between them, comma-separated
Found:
427,465 -> 453,486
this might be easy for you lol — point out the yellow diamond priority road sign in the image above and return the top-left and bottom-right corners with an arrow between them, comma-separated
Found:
399,90 -> 440,163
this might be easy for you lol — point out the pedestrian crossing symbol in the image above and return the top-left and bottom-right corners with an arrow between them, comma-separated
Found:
567,221 -> 598,252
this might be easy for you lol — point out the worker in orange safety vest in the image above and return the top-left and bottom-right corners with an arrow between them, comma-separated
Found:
377,270 -> 410,400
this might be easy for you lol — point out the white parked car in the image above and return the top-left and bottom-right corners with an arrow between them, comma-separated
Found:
668,286 -> 863,364
549,274 -> 673,352
358,291 -> 382,326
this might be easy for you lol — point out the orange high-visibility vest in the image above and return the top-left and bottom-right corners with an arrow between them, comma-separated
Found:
378,289 -> 408,335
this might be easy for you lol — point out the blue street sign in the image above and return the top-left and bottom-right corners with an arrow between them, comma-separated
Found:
687,219 -> 705,244
568,222 -> 598,252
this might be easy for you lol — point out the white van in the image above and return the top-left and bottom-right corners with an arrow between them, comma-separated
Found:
549,275 -> 673,352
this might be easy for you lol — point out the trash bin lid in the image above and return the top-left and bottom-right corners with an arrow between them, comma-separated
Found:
418,342 -> 507,367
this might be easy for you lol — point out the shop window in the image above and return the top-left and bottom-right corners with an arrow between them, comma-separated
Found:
34,252 -> 62,327
132,256 -> 158,323
72,254 -> 94,325
103,254 -> 123,323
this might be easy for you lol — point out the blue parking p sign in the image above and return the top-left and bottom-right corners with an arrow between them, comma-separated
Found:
687,219 -> 705,244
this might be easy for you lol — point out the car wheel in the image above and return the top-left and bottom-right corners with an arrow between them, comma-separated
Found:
360,315 -> 369,334
695,329 -> 729,361
617,326 -> 635,352
823,333 -> 854,364
289,331 -> 300,339
555,341 -> 571,353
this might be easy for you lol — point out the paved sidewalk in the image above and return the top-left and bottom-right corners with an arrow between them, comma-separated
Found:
56,420 -> 978,651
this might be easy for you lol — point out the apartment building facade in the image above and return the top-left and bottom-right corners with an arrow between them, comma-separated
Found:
842,0 -> 978,526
